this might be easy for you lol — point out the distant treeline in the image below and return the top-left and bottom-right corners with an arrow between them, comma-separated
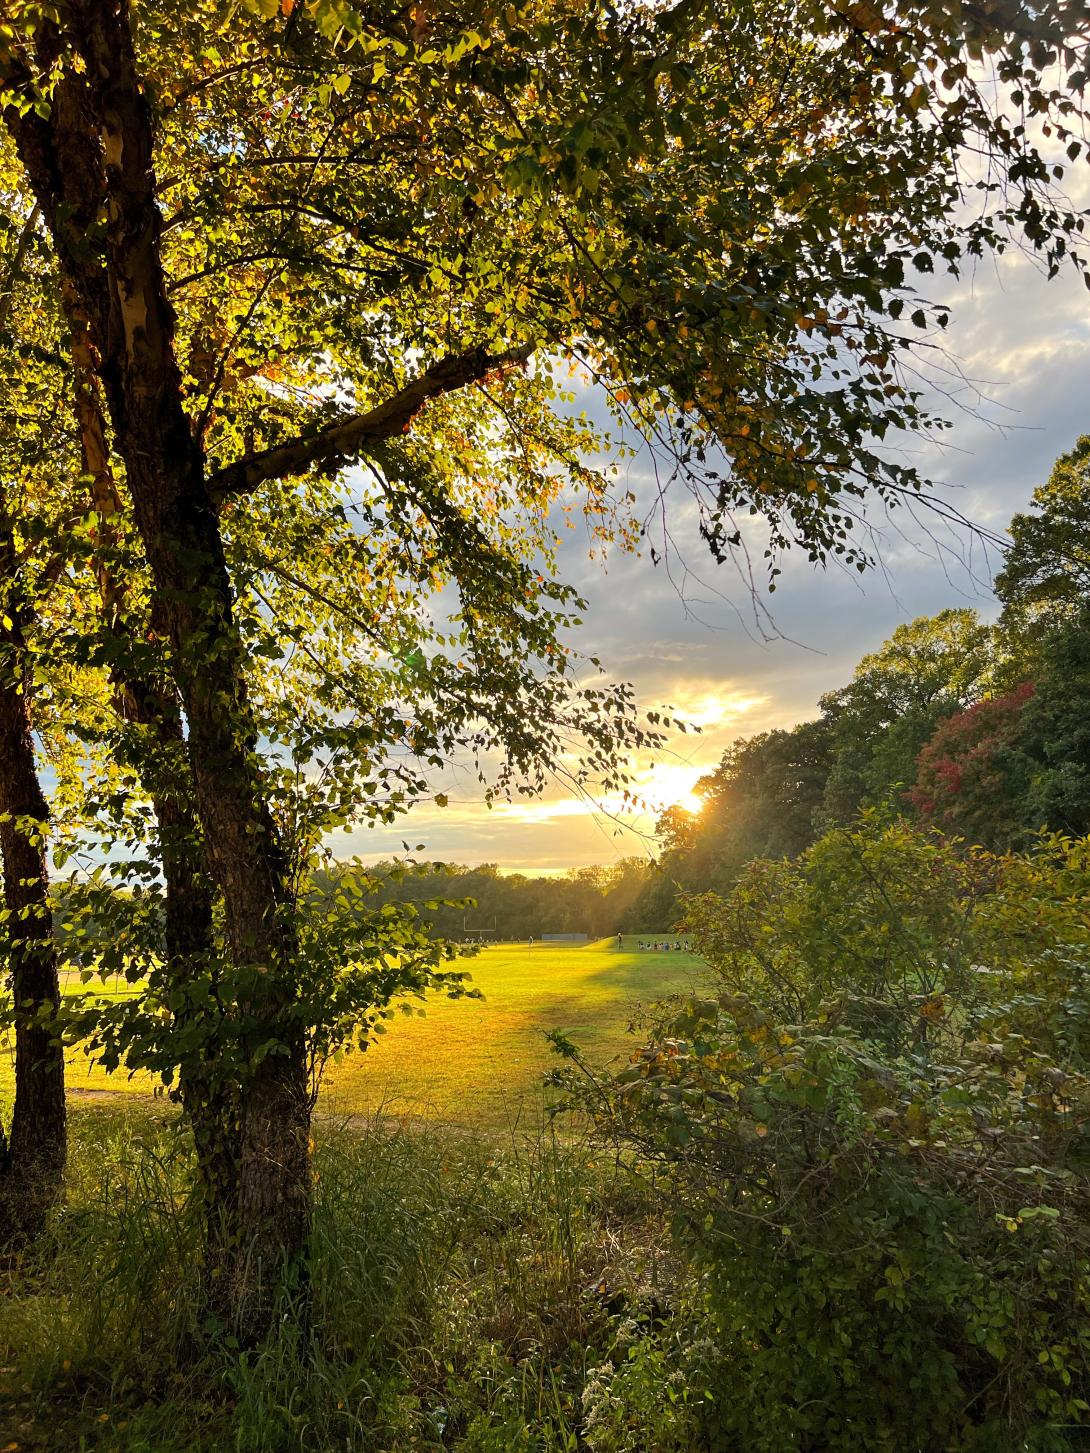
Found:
630,434 -> 1090,928
315,858 -> 655,941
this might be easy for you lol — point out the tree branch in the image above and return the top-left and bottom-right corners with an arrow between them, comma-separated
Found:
207,343 -> 533,498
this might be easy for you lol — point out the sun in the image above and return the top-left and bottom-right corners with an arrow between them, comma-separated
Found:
637,764 -> 707,817
674,791 -> 704,816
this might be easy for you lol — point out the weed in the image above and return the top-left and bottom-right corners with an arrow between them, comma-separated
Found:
0,1104 -> 704,1452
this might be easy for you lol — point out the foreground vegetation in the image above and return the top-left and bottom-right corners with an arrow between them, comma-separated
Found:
570,820 -> 1090,1452
2,1103 -> 705,1453
5,820 -> 1090,1452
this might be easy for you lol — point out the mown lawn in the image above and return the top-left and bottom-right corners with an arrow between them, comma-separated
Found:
1,937 -> 707,1128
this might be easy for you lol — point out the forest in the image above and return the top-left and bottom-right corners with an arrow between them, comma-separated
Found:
0,0 -> 1088,1449
327,857 -> 656,942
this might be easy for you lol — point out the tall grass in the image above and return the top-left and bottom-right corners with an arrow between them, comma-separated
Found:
0,1104 -> 707,1452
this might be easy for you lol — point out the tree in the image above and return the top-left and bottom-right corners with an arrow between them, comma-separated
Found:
821,608 -> 996,821
0,199 -> 66,1235
0,0 -> 1086,1336
910,608 -> 1090,846
997,435 -> 1090,636
0,207 -> 105,1239
0,183 -> 224,1244
1015,604 -> 1090,837
0,497 -> 65,1239
908,682 -> 1035,847
634,719 -> 836,926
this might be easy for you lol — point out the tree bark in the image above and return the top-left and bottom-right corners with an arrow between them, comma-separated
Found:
0,503 -> 65,1243
6,3 -> 310,1334
67,286 -> 237,1269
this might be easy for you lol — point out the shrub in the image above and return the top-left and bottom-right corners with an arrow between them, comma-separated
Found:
566,820 -> 1090,1452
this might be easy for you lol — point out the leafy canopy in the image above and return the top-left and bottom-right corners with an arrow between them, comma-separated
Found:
4,0 -> 1089,581
998,434 -> 1090,631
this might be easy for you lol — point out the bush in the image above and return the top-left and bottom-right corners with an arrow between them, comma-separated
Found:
566,820 -> 1090,1452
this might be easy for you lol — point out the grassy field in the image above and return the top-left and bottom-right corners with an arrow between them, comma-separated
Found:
1,936 -> 707,1128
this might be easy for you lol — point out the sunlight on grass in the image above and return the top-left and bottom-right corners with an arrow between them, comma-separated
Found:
324,936 -> 705,1125
1,938 -> 706,1129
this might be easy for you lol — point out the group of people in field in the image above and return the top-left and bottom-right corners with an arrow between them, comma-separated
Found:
634,939 -> 688,951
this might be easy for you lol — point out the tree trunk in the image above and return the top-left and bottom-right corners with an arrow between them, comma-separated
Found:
104,646 -> 246,1295
7,3 -> 311,1335
109,645 -> 245,1297
0,506 -> 64,1243
138,708 -> 244,1295
66,262 -> 278,1316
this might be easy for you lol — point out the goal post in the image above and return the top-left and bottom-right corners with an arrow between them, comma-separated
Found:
462,913 -> 499,940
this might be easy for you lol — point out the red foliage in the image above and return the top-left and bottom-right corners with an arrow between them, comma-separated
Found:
909,683 -> 1035,843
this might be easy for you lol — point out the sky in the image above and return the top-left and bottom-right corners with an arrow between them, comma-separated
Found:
343,239 -> 1090,874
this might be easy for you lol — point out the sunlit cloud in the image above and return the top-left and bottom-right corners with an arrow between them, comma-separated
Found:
666,685 -> 768,730
487,760 -> 717,829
